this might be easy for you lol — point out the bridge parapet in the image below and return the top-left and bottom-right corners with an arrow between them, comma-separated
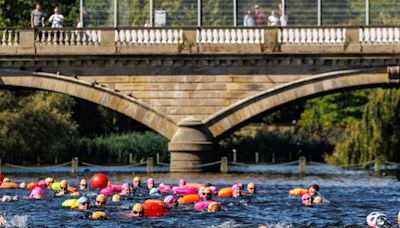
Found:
2,26 -> 400,55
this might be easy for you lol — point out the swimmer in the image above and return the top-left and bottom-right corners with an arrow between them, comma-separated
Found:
79,179 -> 87,190
44,177 -> 54,189
147,178 -> 154,190
179,179 -> 186,187
92,211 -> 107,220
120,183 -> 131,196
232,184 -> 242,198
121,203 -> 144,218
1,195 -> 17,202
164,195 -> 177,208
133,177 -> 141,189
77,196 -> 90,210
366,212 -> 392,227
246,183 -> 256,194
200,187 -> 213,201
308,184 -> 319,199
95,194 -> 107,207
56,180 -> 69,196
2,177 -> 10,183
149,187 -> 160,197
20,182 -> 26,189
112,194 -> 121,202
0,216 -> 5,225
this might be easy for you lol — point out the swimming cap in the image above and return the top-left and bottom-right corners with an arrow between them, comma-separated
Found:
164,195 -> 176,207
366,212 -> 392,227
20,182 -> 26,189
133,177 -> 140,182
112,194 -> 121,202
60,180 -> 68,188
208,202 -> 221,212
232,184 -> 240,190
96,194 -> 106,203
247,183 -> 256,189
149,187 -> 159,195
179,179 -> 186,186
44,177 -> 54,185
132,203 -> 144,212
78,196 -> 89,205
1,195 -> 12,202
301,193 -> 312,206
313,196 -> 322,204
92,211 -> 107,220
202,187 -> 212,194
80,179 -> 87,185
2,178 -> 10,183
258,226 -> 269,228
147,178 -> 154,184
122,183 -> 130,190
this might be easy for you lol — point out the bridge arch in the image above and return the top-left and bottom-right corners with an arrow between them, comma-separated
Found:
205,67 -> 398,141
0,70 -> 178,140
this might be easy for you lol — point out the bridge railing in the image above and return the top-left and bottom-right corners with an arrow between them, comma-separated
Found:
2,26 -> 400,55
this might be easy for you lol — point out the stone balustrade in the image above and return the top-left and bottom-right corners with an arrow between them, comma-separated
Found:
1,26 -> 400,55
116,29 -> 184,45
359,27 -> 400,43
196,28 -> 265,44
278,27 -> 346,44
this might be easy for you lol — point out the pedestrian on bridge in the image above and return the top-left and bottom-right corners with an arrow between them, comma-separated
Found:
31,3 -> 45,28
49,7 -> 64,28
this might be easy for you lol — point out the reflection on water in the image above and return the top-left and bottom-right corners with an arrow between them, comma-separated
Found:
0,170 -> 399,227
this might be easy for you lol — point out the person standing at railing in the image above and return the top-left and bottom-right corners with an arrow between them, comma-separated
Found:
279,4 -> 288,26
243,9 -> 255,27
49,7 -> 64,28
268,10 -> 280,26
31,3 -> 45,28
254,5 -> 265,26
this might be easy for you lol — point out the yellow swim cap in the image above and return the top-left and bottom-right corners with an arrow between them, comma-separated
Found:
258,226 -> 269,228
20,182 -> 26,189
133,177 -> 140,182
92,211 -> 107,220
3,178 -> 10,183
112,194 -> 121,202
45,177 -> 54,185
202,187 -> 212,194
313,196 -> 322,204
247,183 -> 256,189
60,180 -> 68,188
132,203 -> 144,212
96,194 -> 106,203
207,202 -> 221,212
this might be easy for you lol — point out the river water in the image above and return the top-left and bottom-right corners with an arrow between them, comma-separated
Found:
0,169 -> 399,227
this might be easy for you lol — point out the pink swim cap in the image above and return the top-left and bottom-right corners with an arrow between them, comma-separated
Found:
38,180 -> 46,188
147,178 -> 154,184
232,184 -> 240,190
163,195 -> 176,207
302,193 -> 311,204
29,187 -> 43,199
179,179 -> 186,186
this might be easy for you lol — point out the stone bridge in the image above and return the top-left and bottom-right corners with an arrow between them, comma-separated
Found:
0,26 -> 400,172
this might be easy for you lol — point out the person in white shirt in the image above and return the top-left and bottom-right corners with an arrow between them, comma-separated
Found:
268,10 -> 280,26
49,7 -> 64,28
243,9 -> 255,27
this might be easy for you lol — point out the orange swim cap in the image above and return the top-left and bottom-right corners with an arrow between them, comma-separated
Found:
92,211 -> 107,220
96,194 -> 106,203
60,180 -> 68,188
112,194 -> 120,202
132,203 -> 144,212
202,187 -> 212,194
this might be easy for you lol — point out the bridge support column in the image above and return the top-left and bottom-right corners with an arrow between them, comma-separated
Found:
169,117 -> 218,172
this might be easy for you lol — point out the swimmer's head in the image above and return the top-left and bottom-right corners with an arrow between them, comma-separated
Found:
164,195 -> 177,208
179,179 -> 186,187
80,179 -> 87,189
78,196 -> 90,210
44,177 -> 54,185
112,194 -> 121,202
132,203 -> 144,217
92,211 -> 107,220
247,183 -> 256,194
1,195 -> 12,202
207,202 -> 221,212
147,178 -> 154,189
201,187 -> 213,200
95,194 -> 107,206
308,184 -> 319,196
149,187 -> 160,196
367,212 -> 392,228
60,180 -> 68,189
19,182 -> 26,189
2,177 -> 10,183
302,193 -> 312,207
313,196 -> 322,204
232,184 -> 242,198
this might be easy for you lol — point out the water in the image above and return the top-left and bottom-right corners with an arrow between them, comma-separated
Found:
0,171 -> 399,227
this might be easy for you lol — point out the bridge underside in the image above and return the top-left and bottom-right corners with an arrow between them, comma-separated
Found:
0,55 -> 400,172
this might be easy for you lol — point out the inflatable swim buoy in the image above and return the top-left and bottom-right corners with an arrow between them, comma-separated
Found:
177,194 -> 201,204
100,187 -> 113,196
62,199 -> 79,208
51,182 -> 61,191
0,182 -> 18,189
68,186 -> 78,193
217,187 -> 233,198
143,199 -> 169,217
174,186 -> 198,195
194,200 -> 214,211
288,188 -> 308,196
185,183 -> 205,190
158,184 -> 172,193
27,182 -> 39,190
